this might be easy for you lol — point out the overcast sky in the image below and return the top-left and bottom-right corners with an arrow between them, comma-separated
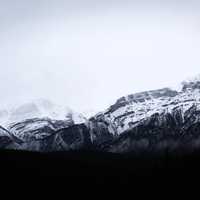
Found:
0,0 -> 200,113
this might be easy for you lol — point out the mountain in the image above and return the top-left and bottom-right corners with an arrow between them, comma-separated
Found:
68,78 -> 200,153
91,87 -> 179,135
0,99 -> 86,151
101,79 -> 200,153
0,78 -> 200,154
0,126 -> 18,149
0,99 -> 86,127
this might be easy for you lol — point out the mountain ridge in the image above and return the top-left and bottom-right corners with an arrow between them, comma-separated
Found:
0,77 -> 200,153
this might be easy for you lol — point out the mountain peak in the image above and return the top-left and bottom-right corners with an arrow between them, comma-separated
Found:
108,88 -> 178,114
0,99 -> 86,127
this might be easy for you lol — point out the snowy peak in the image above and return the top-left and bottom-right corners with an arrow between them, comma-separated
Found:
0,99 -> 86,127
0,99 -> 87,147
10,99 -> 71,121
1,76 -> 200,153
107,88 -> 178,113
93,82 -> 200,135
126,88 -> 178,102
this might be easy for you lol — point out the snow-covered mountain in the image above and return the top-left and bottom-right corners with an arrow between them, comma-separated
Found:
0,99 -> 86,127
0,77 -> 200,153
0,99 -> 86,151
92,81 -> 200,136
99,79 -> 200,153
0,126 -> 17,148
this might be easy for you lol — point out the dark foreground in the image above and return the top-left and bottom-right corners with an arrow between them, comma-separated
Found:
1,150 -> 200,190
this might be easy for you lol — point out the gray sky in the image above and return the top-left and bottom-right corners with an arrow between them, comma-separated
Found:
0,0 -> 200,113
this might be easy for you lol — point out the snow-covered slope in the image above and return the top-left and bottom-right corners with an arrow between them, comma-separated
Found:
0,99 -> 86,150
8,118 -> 71,142
1,78 -> 200,153
91,80 -> 200,135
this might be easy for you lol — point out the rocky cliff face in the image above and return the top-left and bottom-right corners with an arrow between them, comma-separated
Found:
0,126 -> 18,149
0,100 -> 87,151
95,79 -> 200,153
12,123 -> 92,152
106,105 -> 200,154
0,79 -> 200,154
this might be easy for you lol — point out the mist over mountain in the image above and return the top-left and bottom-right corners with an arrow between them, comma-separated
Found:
1,1 -> 200,186
0,76 -> 199,154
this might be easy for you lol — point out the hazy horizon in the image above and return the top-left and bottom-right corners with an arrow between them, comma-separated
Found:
1,0 -> 200,113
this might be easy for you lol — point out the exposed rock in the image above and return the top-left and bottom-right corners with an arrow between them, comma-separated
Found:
0,126 -> 16,148
1,78 -> 200,154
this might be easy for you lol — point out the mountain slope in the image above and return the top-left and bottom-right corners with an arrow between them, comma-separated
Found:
0,100 -> 87,151
107,105 -> 200,154
0,78 -> 200,153
93,85 -> 200,135
0,126 -> 17,148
